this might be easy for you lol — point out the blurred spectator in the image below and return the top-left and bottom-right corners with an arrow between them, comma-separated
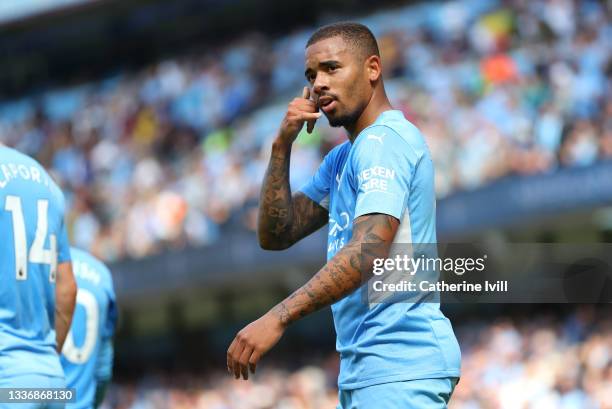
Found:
0,0 -> 609,261
102,308 -> 612,409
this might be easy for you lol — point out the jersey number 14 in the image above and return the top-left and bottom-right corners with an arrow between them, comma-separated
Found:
4,195 -> 58,282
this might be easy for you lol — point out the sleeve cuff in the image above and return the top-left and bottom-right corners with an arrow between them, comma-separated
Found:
354,190 -> 406,220
299,186 -> 329,210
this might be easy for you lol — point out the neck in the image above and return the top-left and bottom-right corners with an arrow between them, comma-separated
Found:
345,87 -> 393,143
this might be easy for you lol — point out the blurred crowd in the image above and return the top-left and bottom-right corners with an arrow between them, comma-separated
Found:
0,0 -> 610,261
451,308 -> 612,409
102,307 -> 612,409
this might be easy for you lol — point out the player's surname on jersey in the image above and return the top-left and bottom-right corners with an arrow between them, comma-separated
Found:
0,163 -> 52,189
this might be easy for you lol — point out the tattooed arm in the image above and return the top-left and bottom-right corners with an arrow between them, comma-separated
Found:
270,213 -> 399,325
258,86 -> 326,250
227,213 -> 399,379
257,141 -> 328,250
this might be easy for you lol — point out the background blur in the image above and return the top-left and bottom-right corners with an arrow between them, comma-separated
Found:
1,0 -> 611,407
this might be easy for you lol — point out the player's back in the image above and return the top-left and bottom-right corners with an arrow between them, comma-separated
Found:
61,248 -> 116,409
0,146 -> 70,379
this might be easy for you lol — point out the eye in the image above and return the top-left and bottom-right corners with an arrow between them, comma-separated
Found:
327,65 -> 338,73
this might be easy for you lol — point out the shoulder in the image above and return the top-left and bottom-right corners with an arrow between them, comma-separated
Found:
357,116 -> 429,160
324,141 -> 351,162
2,147 -> 67,211
0,145 -> 23,161
2,146 -> 46,172
71,247 -> 114,292
49,178 -> 67,213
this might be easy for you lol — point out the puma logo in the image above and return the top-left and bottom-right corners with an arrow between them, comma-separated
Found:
367,133 -> 385,145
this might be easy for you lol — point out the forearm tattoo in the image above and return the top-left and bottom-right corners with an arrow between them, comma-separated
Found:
272,214 -> 399,326
258,149 -> 327,249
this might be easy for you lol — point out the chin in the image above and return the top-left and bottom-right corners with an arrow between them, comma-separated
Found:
328,111 -> 357,129
328,117 -> 344,127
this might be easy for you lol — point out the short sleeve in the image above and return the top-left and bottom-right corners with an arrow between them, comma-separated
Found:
299,145 -> 342,209
95,338 -> 114,381
102,274 -> 118,339
57,218 -> 71,263
96,271 -> 117,381
352,126 -> 414,220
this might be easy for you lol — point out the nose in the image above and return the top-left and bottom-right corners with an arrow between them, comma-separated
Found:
312,75 -> 329,97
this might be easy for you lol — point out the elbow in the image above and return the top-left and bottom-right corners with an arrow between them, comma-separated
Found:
258,234 -> 291,251
261,243 -> 291,251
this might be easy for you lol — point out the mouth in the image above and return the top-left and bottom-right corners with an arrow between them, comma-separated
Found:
318,97 -> 337,113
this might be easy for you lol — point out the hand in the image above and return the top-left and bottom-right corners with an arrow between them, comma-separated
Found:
277,87 -> 321,146
226,311 -> 286,380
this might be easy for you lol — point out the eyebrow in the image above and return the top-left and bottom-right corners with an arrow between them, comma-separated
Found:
304,60 -> 341,78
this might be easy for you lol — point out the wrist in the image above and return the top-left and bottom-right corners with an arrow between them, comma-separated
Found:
272,136 -> 293,153
268,303 -> 291,329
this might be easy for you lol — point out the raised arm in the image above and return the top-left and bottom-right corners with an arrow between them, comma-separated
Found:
258,87 -> 327,250
258,142 -> 327,250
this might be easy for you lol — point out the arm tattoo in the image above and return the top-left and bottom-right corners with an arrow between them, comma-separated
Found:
270,213 -> 399,327
258,145 -> 327,250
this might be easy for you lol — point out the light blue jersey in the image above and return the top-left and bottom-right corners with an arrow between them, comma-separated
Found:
61,248 -> 117,409
0,146 -> 71,380
301,110 -> 461,390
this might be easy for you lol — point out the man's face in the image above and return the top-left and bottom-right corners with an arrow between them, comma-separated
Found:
305,36 -> 371,128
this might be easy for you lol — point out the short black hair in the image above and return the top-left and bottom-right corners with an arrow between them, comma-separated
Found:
306,22 -> 380,59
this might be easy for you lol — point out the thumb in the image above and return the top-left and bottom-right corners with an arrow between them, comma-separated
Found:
302,86 -> 310,100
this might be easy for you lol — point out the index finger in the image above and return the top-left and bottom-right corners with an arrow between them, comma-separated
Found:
302,86 -> 310,100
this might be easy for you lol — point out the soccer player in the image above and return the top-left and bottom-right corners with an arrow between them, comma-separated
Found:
226,23 -> 461,407
0,145 -> 77,408
61,248 -> 117,409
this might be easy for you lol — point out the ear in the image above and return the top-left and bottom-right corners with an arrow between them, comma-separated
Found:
365,55 -> 382,82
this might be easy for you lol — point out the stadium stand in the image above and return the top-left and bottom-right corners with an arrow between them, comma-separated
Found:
0,0 -> 609,262
1,1 -> 610,408
103,307 -> 612,409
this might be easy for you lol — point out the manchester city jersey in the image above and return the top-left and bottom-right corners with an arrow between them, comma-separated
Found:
300,110 -> 461,389
61,248 -> 117,409
0,146 -> 71,379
